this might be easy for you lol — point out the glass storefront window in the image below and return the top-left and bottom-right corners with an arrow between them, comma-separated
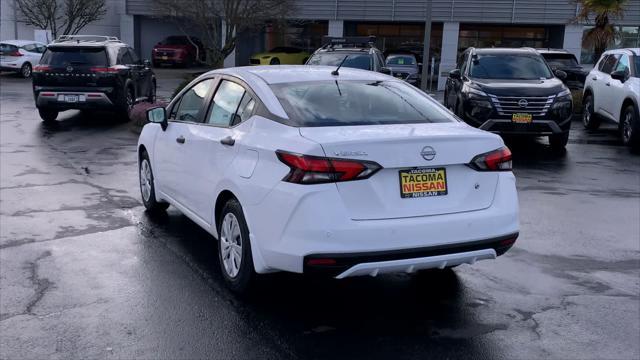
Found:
581,26 -> 640,64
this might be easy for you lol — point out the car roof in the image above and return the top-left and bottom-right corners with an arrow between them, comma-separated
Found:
0,40 -> 43,46
604,48 -> 640,56
536,48 -> 571,54
471,47 -> 539,55
213,65 -> 390,85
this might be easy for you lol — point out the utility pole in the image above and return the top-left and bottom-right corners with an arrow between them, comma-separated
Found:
420,0 -> 432,92
13,0 -> 19,38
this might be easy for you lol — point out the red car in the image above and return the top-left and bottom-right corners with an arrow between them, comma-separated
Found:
152,36 -> 204,67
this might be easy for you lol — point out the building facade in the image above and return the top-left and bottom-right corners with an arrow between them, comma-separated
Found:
3,0 -> 640,89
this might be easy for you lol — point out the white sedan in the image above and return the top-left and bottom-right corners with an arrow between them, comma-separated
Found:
0,40 -> 46,78
138,66 -> 519,292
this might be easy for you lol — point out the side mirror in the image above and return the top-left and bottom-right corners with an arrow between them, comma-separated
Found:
611,70 -> 628,82
449,69 -> 461,80
143,59 -> 151,67
380,67 -> 392,75
554,70 -> 567,81
147,107 -> 168,131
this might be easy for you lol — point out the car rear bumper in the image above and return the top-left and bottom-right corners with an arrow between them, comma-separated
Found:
36,91 -> 115,109
244,172 -> 519,275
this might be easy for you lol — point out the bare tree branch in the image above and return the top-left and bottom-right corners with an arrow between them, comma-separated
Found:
14,0 -> 107,38
153,0 -> 294,67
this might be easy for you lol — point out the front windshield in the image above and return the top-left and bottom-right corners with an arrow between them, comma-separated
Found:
306,53 -> 371,71
270,80 -> 453,127
543,54 -> 579,68
386,55 -> 417,66
470,54 -> 554,80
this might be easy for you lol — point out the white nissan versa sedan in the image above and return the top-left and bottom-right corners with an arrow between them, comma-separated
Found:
138,66 -> 519,292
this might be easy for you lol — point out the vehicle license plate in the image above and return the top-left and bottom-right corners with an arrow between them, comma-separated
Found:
512,113 -> 532,123
65,95 -> 79,103
161,56 -> 168,60
399,167 -> 447,198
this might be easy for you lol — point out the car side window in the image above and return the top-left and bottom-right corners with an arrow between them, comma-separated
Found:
22,44 -> 36,52
36,44 -> 47,54
117,48 -> 133,65
128,48 -> 140,64
614,54 -> 630,73
460,52 -> 469,75
206,80 -> 246,127
234,94 -> 256,126
172,79 -> 215,123
376,51 -> 385,69
600,54 -> 619,74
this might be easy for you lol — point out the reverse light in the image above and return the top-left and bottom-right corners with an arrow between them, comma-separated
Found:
469,147 -> 512,171
276,150 -> 382,184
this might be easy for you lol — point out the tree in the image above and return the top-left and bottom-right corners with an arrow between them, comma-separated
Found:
575,0 -> 627,63
154,0 -> 294,67
14,0 -> 107,39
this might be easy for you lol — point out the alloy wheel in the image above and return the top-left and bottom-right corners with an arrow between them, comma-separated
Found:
140,159 -> 152,202
583,98 -> 592,127
623,111 -> 633,144
220,213 -> 243,278
21,64 -> 31,78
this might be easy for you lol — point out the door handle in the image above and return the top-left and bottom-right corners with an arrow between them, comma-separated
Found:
220,136 -> 235,146
176,136 -> 185,144
592,77 -> 598,81
606,82 -> 611,86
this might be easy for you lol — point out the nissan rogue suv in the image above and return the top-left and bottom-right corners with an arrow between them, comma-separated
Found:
32,35 -> 156,122
444,48 -> 573,150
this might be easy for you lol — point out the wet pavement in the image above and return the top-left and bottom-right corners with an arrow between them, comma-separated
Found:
1,72 -> 639,360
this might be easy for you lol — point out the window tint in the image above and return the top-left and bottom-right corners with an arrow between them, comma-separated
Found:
542,53 -> 579,68
35,44 -> 47,54
633,56 -> 640,78
117,48 -> 133,65
600,54 -> 619,74
307,53 -> 372,71
173,79 -> 214,122
207,80 -> 246,127
460,52 -> 469,74
128,48 -> 140,64
614,55 -> 630,73
40,47 -> 108,66
271,80 -> 454,127
469,54 -> 553,80
0,44 -> 19,55
22,44 -> 37,52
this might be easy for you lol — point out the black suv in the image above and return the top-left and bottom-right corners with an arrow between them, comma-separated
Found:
306,36 -> 391,75
32,35 -> 156,122
537,49 -> 588,89
444,48 -> 573,150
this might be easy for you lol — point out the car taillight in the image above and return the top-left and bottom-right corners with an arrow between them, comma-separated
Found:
33,65 -> 51,73
469,147 -> 512,171
276,150 -> 382,184
7,50 -> 22,56
90,67 -> 119,73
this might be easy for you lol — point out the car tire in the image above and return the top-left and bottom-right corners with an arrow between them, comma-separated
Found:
217,199 -> 256,294
549,132 -> 569,151
118,86 -> 134,121
270,58 -> 280,65
20,62 -> 32,78
139,151 -> 170,213
621,104 -> 640,149
38,108 -> 58,122
582,94 -> 601,130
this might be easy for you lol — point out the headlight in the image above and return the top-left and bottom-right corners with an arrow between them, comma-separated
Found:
556,88 -> 572,101
463,84 -> 488,98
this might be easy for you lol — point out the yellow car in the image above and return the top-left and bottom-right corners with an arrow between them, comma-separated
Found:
249,47 -> 310,65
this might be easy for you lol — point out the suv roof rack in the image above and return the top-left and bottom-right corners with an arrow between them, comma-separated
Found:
53,35 -> 121,44
320,36 -> 377,50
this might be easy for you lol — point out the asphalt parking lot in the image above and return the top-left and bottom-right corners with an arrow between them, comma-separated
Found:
1,72 -> 639,360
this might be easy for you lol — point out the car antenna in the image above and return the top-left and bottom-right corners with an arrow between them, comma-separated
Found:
332,55 -> 349,76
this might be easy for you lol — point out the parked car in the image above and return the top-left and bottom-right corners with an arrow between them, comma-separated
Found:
537,49 -> 588,89
582,48 -> 640,149
0,40 -> 47,78
32,35 -> 156,122
249,47 -> 309,65
385,53 -> 421,87
152,36 -> 204,68
306,36 -> 391,75
138,65 -> 519,293
444,48 -> 574,150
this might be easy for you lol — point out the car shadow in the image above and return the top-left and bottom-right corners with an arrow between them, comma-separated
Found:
141,209 -> 502,359
39,109 -> 129,135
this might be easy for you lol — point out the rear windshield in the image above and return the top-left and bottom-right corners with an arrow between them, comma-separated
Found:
306,53 -> 372,71
160,36 -> 189,45
40,47 -> 108,66
0,43 -> 18,55
542,53 -> 579,68
470,53 -> 553,80
386,55 -> 416,65
271,80 -> 454,127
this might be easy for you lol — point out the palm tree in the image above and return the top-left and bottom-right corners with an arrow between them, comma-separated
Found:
575,0 -> 627,63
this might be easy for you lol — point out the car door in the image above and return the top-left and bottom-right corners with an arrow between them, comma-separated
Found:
182,78 -> 257,222
605,54 -> 630,122
153,78 -> 217,208
593,54 -> 619,118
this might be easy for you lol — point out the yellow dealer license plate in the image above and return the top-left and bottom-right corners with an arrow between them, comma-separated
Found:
512,113 -> 532,123
399,167 -> 448,198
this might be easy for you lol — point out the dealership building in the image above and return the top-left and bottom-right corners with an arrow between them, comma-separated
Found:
2,0 -> 639,89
